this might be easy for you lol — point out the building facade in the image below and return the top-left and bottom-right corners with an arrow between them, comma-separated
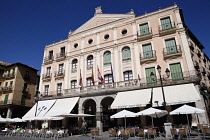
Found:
0,61 -> 39,120
39,4 -> 210,131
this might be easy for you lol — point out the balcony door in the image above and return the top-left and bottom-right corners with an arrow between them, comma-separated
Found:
139,23 -> 150,35
169,63 -> 183,81
142,43 -> 153,59
161,17 -> 172,30
145,67 -> 156,84
165,38 -> 177,55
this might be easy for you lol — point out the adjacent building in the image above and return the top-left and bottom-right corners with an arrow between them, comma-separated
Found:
0,61 -> 39,119
37,4 -> 210,131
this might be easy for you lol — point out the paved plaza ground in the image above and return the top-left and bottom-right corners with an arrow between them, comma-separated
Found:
0,130 -> 208,140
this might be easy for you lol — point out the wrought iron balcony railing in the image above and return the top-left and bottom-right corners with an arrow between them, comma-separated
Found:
44,56 -> 54,64
137,27 -> 152,36
163,45 -> 182,56
42,73 -> 52,80
159,21 -> 176,32
140,50 -> 156,60
54,70 -> 65,77
41,70 -> 199,98
5,73 -> 15,79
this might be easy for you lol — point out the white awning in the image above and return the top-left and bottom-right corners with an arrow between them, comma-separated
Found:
44,97 -> 79,117
111,83 -> 201,109
22,99 -> 56,119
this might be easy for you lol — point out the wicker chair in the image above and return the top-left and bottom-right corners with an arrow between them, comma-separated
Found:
202,127 -> 210,138
108,129 -> 118,140
170,128 -> 178,139
147,129 -> 157,139
137,129 -> 145,139
178,128 -> 189,139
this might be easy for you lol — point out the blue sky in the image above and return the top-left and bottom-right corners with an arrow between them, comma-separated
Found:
0,0 -> 209,73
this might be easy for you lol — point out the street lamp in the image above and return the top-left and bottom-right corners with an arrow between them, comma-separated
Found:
34,91 -> 42,128
150,65 -> 170,123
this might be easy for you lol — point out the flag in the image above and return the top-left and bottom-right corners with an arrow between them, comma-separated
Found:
79,69 -> 83,87
138,74 -> 141,83
91,68 -> 95,85
111,63 -> 114,83
97,66 -> 104,83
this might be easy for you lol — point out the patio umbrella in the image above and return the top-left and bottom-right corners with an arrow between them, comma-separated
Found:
110,109 -> 137,128
170,104 -> 205,128
11,118 -> 25,122
136,107 -> 167,127
0,116 -> 6,123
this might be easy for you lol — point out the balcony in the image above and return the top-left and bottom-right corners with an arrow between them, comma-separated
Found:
139,50 -> 157,64
87,65 -> 93,70
122,57 -> 131,63
194,61 -> 200,70
189,42 -> 194,51
163,45 -> 182,60
44,56 -> 54,64
103,61 -> 111,67
0,99 -> 33,107
201,68 -> 206,75
41,70 -> 199,99
42,73 -> 52,82
137,28 -> 153,41
1,86 -> 13,93
159,21 -> 176,36
54,70 -> 65,79
56,53 -> 66,62
0,74 -> 4,80
22,87 -> 29,94
5,73 -> 15,79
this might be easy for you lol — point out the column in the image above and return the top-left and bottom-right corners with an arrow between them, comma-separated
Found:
96,105 -> 103,133
140,107 -> 146,127
113,46 -> 120,82
132,22 -> 137,40
179,31 -> 195,73
113,27 -> 117,44
6,107 -> 13,118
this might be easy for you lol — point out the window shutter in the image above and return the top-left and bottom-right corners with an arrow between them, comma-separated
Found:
165,39 -> 177,54
169,63 -> 183,81
142,44 -> 153,58
145,67 -> 156,84
21,95 -> 26,106
161,17 -> 172,30
4,94 -> 9,105
140,23 -> 149,35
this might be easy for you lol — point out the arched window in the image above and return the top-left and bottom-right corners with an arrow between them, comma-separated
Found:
103,51 -> 111,66
72,59 -> 78,69
87,55 -> 93,66
122,46 -> 131,62
71,80 -> 77,89
123,71 -> 133,81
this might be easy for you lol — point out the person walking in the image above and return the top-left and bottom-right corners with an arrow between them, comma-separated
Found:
81,120 -> 87,136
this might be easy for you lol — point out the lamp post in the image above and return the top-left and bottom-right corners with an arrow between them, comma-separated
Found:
34,91 -> 42,128
150,65 -> 170,123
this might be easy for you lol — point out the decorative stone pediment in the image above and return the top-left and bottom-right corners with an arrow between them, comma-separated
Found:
71,8 -> 135,36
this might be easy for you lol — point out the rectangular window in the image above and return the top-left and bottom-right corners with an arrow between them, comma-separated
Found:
169,63 -> 183,81
46,67 -> 51,76
104,74 -> 113,84
49,51 -> 53,60
21,95 -> 26,106
57,83 -> 62,94
123,71 -> 133,81
58,64 -> 64,73
139,23 -> 150,35
145,67 -> 156,84
23,83 -> 28,92
5,82 -> 8,87
44,85 -> 49,95
60,47 -> 65,55
161,17 -> 172,30
86,78 -> 93,86
142,43 -> 153,59
71,80 -> 77,89
165,38 -> 177,55
4,94 -> 9,105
